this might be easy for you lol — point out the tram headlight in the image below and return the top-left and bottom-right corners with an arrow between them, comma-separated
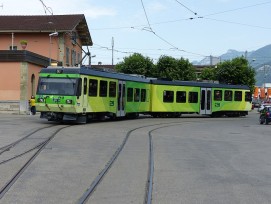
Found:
66,99 -> 73,104
38,98 -> 44,102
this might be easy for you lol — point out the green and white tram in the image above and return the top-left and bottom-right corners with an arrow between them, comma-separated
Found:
36,67 -> 151,123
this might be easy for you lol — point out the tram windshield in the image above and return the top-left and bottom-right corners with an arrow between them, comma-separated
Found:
37,78 -> 78,96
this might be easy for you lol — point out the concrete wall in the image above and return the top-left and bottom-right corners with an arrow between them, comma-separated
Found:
0,32 -> 82,66
0,62 -> 20,100
0,62 -> 42,114
0,31 -> 83,113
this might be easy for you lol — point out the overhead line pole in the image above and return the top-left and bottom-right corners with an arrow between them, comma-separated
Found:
112,37 -> 114,65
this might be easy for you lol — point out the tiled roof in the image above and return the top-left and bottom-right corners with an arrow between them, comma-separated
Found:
0,14 -> 92,45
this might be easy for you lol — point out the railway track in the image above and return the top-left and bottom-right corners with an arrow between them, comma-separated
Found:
0,125 -> 70,199
76,122 -> 184,204
0,115 -> 257,203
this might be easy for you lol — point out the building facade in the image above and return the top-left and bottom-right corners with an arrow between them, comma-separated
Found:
0,15 -> 92,113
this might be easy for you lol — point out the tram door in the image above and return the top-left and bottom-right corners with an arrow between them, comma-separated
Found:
117,81 -> 126,117
200,88 -> 212,115
82,77 -> 88,112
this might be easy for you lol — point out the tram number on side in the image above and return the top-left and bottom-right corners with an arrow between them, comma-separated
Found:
109,101 -> 114,106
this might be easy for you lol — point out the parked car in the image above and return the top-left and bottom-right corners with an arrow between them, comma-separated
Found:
259,106 -> 271,124
252,101 -> 261,108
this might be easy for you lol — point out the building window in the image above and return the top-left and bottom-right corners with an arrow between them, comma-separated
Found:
71,50 -> 76,66
9,46 -> 17,50
77,53 -> 81,65
66,47 -> 70,65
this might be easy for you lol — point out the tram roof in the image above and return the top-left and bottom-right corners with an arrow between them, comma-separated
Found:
40,67 -> 250,90
40,67 -> 150,83
151,79 -> 250,90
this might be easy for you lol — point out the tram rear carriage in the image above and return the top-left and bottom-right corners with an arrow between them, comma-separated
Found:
149,79 -> 252,117
36,67 -> 151,123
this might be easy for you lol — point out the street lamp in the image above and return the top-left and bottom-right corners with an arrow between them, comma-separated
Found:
49,32 -> 58,66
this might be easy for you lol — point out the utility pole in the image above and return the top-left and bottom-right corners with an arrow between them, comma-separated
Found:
112,37 -> 114,65
49,32 -> 58,66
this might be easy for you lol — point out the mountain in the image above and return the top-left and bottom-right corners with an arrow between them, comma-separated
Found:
247,45 -> 271,86
220,49 -> 247,61
194,44 -> 271,86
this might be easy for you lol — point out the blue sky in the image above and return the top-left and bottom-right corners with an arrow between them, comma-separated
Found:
1,0 -> 271,65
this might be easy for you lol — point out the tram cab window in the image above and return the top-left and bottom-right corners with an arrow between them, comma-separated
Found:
89,79 -> 98,96
99,80 -> 108,97
109,81 -> 116,97
176,91 -> 186,103
245,92 -> 251,102
188,92 -> 198,103
234,91 -> 242,101
141,89 -> 146,102
214,90 -> 222,101
224,90 -> 233,101
163,91 -> 174,103
134,88 -> 140,102
127,88 -> 133,102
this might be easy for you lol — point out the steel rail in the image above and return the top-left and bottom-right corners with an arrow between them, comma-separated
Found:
0,126 -> 69,199
0,125 -> 55,155
76,122 -> 183,204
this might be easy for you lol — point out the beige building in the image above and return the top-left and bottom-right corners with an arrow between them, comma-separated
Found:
0,15 -> 92,113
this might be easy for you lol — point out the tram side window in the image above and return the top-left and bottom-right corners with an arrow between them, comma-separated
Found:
141,89 -> 146,102
83,78 -> 88,95
109,81 -> 116,97
176,91 -> 186,103
99,80 -> 108,97
245,91 -> 251,102
163,90 -> 174,103
134,88 -> 140,102
188,92 -> 198,103
76,78 -> 82,97
127,88 -> 133,102
214,90 -> 222,101
89,79 -> 98,96
224,90 -> 233,101
234,91 -> 242,101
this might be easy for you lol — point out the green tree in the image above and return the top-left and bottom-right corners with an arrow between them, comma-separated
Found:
176,58 -> 197,81
115,53 -> 154,77
156,55 -> 196,80
156,55 -> 177,79
214,57 -> 256,90
200,67 -> 216,80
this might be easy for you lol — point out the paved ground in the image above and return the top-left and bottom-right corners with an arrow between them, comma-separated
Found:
0,110 -> 271,204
